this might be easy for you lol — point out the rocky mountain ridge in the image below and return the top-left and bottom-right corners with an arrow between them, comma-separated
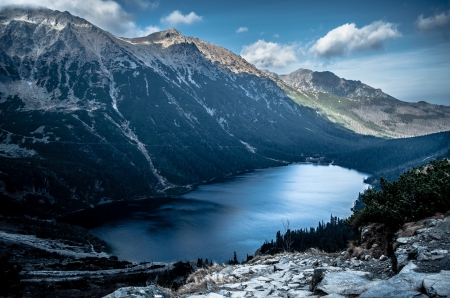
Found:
269,68 -> 392,99
123,28 -> 262,77
266,69 -> 450,138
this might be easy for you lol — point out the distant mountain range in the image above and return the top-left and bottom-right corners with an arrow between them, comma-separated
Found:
266,68 -> 392,99
0,7 -> 449,215
264,69 -> 450,138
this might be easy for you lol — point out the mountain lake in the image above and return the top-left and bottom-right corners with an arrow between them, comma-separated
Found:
64,163 -> 369,263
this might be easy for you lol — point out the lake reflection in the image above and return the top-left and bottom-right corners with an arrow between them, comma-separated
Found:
85,164 -> 368,263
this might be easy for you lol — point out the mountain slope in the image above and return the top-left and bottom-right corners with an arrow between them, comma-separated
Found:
0,7 -> 449,215
0,7 -> 370,214
266,69 -> 450,138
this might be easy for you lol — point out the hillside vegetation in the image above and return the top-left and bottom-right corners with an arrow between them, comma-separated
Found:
346,158 -> 450,232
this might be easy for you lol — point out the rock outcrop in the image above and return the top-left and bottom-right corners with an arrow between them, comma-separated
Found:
394,216 -> 450,274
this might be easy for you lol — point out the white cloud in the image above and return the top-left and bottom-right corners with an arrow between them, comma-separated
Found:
415,10 -> 450,35
240,40 -> 298,68
309,21 -> 402,58
135,25 -> 161,36
161,10 -> 202,26
0,0 -> 160,38
236,27 -> 248,33
124,0 -> 159,10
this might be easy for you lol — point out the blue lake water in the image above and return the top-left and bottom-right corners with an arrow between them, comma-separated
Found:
85,164 -> 369,263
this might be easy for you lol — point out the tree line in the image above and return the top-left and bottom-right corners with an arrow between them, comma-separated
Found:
258,215 -> 355,255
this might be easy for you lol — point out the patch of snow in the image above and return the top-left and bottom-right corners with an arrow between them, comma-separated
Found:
71,114 -> 108,143
0,143 -> 37,158
31,126 -> 45,135
186,67 -> 200,88
103,113 -> 170,190
240,140 -> 256,153
162,88 -> 198,126
205,105 -> 216,116
239,85 -> 258,101
144,75 -> 149,96
114,57 -> 138,69
32,136 -> 50,144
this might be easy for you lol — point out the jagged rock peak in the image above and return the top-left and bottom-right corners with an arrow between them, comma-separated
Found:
0,6 -> 90,29
278,68 -> 393,99
125,28 -> 187,46
124,27 -> 262,76
160,28 -> 181,37
146,28 -> 182,40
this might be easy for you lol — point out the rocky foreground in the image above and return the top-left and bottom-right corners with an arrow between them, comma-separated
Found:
105,215 -> 450,298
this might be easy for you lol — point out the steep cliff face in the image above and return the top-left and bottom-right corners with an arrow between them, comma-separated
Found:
0,7 -> 367,213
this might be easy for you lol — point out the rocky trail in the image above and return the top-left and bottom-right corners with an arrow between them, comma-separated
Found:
106,215 -> 450,298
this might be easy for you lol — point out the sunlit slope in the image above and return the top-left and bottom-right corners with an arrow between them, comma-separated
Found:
281,83 -> 450,138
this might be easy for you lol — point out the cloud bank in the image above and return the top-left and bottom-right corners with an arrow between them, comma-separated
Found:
416,10 -> 450,35
0,0 -> 160,37
236,27 -> 248,33
161,10 -> 202,26
240,40 -> 298,68
309,21 -> 401,58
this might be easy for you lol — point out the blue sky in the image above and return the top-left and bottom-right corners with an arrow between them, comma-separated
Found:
2,0 -> 450,105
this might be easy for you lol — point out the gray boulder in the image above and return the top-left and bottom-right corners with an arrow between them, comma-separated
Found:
423,270 -> 450,298
316,271 -> 381,295
359,262 -> 429,298
309,266 -> 342,291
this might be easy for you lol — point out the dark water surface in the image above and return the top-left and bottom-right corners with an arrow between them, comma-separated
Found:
68,164 -> 368,263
